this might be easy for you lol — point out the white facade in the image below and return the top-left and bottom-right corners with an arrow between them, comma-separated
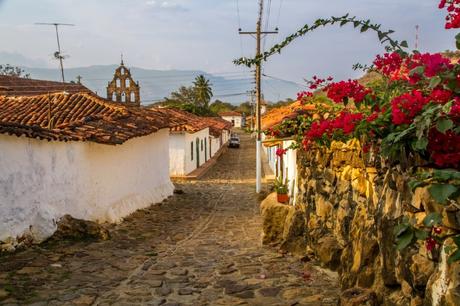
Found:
221,115 -> 242,128
264,139 -> 298,205
169,128 -> 211,176
209,130 -> 231,157
0,129 -> 174,244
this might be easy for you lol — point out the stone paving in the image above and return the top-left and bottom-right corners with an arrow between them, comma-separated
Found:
0,132 -> 339,305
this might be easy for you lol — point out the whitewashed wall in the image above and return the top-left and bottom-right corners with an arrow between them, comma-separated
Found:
221,116 -> 242,128
169,128 -> 210,176
0,129 -> 174,244
210,136 -> 220,157
262,137 -> 298,205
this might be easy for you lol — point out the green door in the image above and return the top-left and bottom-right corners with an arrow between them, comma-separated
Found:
196,138 -> 200,168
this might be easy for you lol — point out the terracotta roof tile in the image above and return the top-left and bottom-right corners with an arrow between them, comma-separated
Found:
261,101 -> 318,130
202,117 -> 233,137
0,75 -> 92,96
219,111 -> 242,117
0,92 -> 172,145
152,108 -> 210,133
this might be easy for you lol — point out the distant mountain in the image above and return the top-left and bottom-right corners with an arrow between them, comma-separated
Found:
20,65 -> 303,105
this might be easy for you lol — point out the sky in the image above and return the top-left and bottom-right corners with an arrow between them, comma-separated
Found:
0,0 -> 457,85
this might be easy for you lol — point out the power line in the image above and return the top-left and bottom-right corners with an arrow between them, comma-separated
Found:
262,73 -> 306,88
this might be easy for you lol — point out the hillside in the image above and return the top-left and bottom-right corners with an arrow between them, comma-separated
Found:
21,65 -> 303,105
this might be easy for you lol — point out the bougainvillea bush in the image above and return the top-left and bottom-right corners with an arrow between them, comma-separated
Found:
263,1 -> 460,263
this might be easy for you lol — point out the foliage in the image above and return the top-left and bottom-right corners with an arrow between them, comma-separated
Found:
236,101 -> 252,115
162,75 -> 215,116
209,100 -> 236,114
273,176 -> 289,194
258,1 -> 460,263
0,64 -> 30,78
233,14 -> 408,67
193,74 -> 213,109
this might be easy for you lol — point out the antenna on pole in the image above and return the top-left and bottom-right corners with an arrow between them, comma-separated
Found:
415,25 -> 420,50
35,22 -> 75,83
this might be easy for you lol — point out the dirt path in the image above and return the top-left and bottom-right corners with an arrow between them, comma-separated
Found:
0,132 -> 339,306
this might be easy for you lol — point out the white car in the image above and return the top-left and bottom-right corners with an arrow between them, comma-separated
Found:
229,135 -> 240,148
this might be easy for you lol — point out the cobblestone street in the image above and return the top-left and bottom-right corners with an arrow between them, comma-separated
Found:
0,132 -> 339,306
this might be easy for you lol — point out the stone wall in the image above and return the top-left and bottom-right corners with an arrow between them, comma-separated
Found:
262,140 -> 460,305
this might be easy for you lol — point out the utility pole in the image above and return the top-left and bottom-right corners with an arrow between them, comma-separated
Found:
415,25 -> 420,50
36,23 -> 75,82
239,0 -> 277,193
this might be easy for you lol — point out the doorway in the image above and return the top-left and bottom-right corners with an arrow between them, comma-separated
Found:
196,138 -> 200,168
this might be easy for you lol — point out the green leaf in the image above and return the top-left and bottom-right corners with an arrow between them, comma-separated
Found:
414,229 -> 429,240
428,184 -> 458,204
396,230 -> 414,250
361,25 -> 369,32
445,245 -> 456,254
429,76 -> 442,89
433,169 -> 460,181
436,119 -> 454,134
448,249 -> 460,264
340,20 -> 348,26
415,137 -> 428,150
453,235 -> 460,247
394,222 -> 409,236
408,180 -> 425,191
400,40 -> 409,48
409,66 -> 425,76
353,21 -> 360,28
423,212 -> 442,227
456,33 -> 460,50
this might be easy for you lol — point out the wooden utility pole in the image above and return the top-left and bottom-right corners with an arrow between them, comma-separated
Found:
239,0 -> 277,193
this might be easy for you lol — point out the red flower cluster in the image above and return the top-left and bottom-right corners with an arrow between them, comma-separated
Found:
366,112 -> 379,123
303,111 -> 363,149
429,88 -> 453,104
439,0 -> 460,28
373,52 -> 452,84
425,237 -> 438,252
451,97 -> 460,118
267,127 -> 281,138
297,76 -> 333,102
297,91 -> 313,101
276,148 -> 287,157
373,52 -> 404,79
407,53 -> 453,78
428,129 -> 460,168
391,90 -> 429,125
325,80 -> 372,104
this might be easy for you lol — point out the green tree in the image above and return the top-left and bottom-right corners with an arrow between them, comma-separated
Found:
193,75 -> 213,109
236,101 -> 252,115
0,64 -> 30,78
210,100 -> 236,114
164,86 -> 197,106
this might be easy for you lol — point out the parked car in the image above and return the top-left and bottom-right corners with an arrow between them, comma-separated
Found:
229,135 -> 240,148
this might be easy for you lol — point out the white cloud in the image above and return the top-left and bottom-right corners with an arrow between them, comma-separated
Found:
145,0 -> 187,11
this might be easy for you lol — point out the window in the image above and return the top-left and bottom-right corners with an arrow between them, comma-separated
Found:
201,139 -> 203,151
191,142 -> 194,160
116,78 -> 121,87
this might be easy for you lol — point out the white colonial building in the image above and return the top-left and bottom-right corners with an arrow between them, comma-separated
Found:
0,89 -> 176,248
154,108 -> 232,177
219,111 -> 243,128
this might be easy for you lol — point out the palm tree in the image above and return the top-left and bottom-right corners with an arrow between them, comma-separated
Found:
193,75 -> 213,109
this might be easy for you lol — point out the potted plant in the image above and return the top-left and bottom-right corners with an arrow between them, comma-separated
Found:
274,176 -> 289,204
